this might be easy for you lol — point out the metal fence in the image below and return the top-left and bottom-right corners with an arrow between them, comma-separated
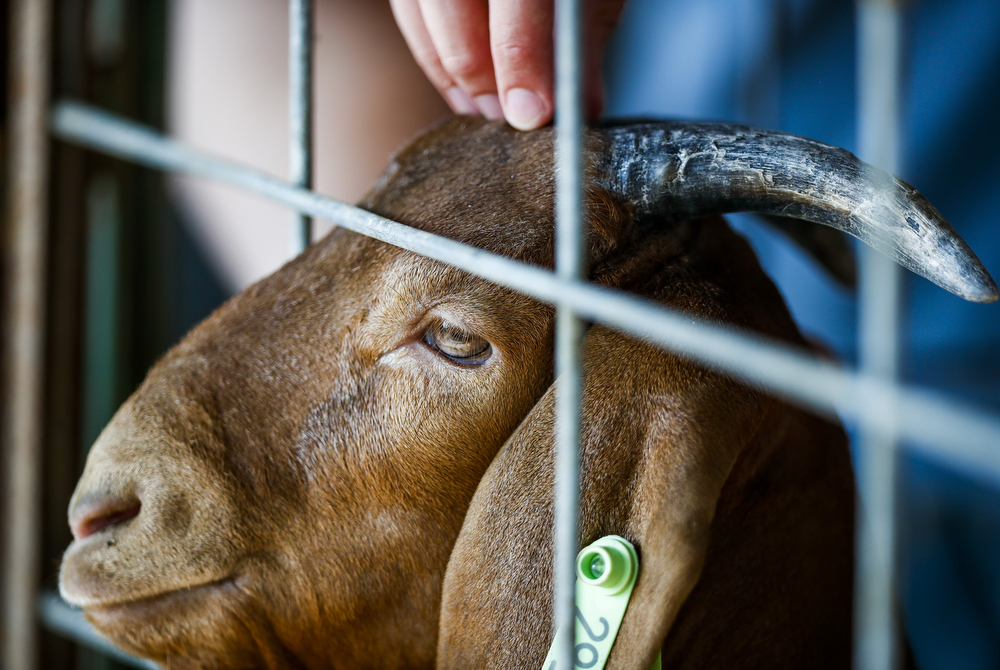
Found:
4,0 -> 1000,669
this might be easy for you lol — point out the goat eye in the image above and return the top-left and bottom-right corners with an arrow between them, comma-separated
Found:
423,320 -> 492,365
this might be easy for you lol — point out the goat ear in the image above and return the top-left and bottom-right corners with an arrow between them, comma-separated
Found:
437,321 -> 773,669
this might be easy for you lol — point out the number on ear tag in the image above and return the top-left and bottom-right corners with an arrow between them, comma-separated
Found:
541,535 -> 662,670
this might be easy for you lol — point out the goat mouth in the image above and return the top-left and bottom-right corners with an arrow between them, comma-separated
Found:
84,577 -> 238,624
82,577 -> 250,663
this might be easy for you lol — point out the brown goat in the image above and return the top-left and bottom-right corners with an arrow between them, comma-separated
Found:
59,118 -> 995,669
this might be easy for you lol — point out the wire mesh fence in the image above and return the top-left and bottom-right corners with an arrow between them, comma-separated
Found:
4,0 -> 999,668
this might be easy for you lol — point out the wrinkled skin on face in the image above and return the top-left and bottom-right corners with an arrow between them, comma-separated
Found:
60,119 -> 856,668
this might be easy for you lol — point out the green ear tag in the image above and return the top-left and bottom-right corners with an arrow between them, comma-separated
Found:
541,535 -> 662,670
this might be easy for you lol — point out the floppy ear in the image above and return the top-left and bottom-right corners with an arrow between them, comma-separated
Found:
435,218 -> 808,669
436,326 -> 775,668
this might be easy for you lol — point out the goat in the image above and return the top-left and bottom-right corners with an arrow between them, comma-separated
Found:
59,118 -> 996,669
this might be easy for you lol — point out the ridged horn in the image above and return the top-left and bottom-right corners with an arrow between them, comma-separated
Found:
596,122 -> 997,303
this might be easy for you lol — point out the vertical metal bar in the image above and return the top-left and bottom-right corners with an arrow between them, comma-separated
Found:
289,0 -> 314,255
553,0 -> 586,667
854,2 -> 903,669
2,0 -> 53,668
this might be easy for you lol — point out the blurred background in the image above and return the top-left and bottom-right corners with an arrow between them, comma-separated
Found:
1,0 -> 998,667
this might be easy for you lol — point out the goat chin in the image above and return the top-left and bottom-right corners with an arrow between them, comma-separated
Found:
60,117 -> 967,669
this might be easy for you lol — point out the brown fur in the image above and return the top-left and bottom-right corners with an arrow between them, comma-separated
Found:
60,119 -> 854,668
438,214 -> 854,669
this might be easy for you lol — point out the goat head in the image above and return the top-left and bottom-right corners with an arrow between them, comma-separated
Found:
60,118 -> 995,669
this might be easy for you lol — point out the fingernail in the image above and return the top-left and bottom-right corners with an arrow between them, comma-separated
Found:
474,94 -> 504,120
445,87 -> 478,116
505,88 -> 546,130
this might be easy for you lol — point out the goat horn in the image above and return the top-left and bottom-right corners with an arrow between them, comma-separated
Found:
596,122 -> 998,303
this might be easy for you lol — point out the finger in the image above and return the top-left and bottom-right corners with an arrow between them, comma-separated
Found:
418,0 -> 503,118
389,0 -> 479,115
489,0 -> 554,131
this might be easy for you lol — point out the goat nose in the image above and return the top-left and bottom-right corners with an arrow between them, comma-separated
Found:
69,493 -> 141,541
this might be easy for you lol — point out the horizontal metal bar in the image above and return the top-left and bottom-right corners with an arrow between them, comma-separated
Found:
50,100 -> 1000,487
37,591 -> 158,669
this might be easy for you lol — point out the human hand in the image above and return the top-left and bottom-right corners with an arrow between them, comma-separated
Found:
389,0 -> 626,131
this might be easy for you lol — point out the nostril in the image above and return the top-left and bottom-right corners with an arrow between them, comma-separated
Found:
70,497 -> 141,541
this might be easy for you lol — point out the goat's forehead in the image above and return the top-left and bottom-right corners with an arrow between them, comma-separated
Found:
284,233 -> 537,321
360,120 -> 560,267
